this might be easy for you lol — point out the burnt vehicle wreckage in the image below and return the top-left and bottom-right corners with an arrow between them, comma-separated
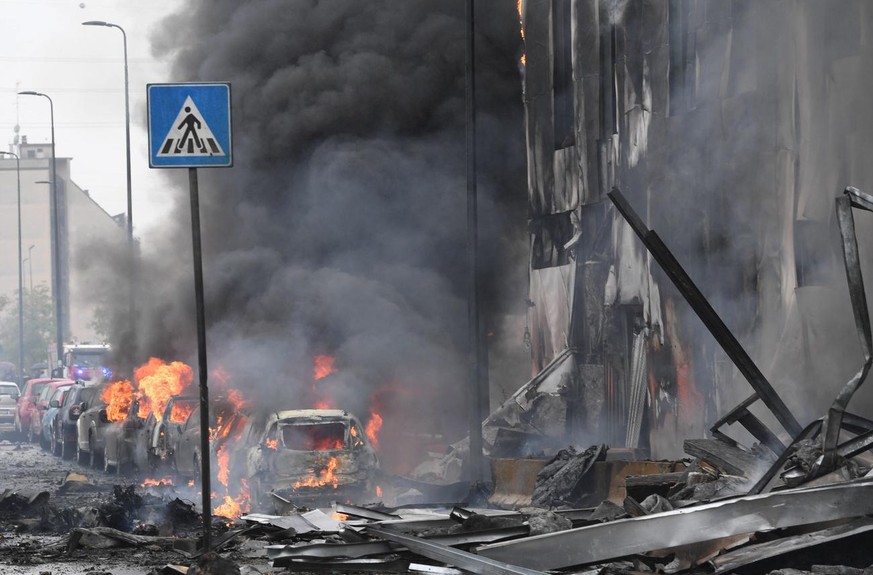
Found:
3,189 -> 873,574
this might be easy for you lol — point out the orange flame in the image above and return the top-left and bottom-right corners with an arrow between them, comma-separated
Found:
101,380 -> 134,422
265,438 -> 278,450
314,436 -> 344,451
135,358 -> 194,420
313,355 -> 337,380
141,477 -> 173,487
376,485 -> 383,498
366,412 -> 383,451
517,0 -> 526,66
214,495 -> 240,519
169,401 -> 194,424
217,444 -> 230,487
214,474 -> 250,519
294,456 -> 340,489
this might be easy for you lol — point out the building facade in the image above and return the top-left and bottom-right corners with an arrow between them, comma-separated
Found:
0,140 -> 125,363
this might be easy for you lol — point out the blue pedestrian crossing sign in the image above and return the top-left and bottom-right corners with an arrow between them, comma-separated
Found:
148,83 -> 233,168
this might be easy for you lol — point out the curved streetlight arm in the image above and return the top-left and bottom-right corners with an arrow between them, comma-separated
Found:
17,90 -> 63,369
82,20 -> 130,238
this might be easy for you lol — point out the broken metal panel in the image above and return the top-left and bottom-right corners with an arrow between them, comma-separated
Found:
710,517 -> 873,574
476,479 -> 873,571
367,526 -> 550,575
608,188 -> 802,439
485,347 -> 576,430
624,329 -> 648,449
528,266 -> 574,373
573,0 -> 601,203
266,541 -> 398,560
552,147 -> 580,213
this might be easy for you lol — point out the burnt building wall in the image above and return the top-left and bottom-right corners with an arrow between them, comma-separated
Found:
521,0 -> 873,458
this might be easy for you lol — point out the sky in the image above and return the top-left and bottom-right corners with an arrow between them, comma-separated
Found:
1,0 -> 185,234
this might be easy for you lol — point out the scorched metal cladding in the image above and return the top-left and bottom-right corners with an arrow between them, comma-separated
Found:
517,0 -> 873,458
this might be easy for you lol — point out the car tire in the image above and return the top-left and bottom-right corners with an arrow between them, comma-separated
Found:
88,433 -> 100,469
76,442 -> 87,465
50,427 -> 60,456
60,433 -> 73,460
40,429 -> 50,451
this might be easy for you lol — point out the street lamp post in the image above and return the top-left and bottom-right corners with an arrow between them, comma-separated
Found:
18,90 -> 63,373
83,20 -> 135,351
28,245 -> 34,293
0,152 -> 24,385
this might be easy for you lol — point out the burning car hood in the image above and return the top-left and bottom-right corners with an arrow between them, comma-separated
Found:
267,449 -> 365,482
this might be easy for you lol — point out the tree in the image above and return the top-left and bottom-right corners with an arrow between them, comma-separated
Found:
0,284 -> 55,377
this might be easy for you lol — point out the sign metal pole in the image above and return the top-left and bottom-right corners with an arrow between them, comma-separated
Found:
189,167 -> 212,550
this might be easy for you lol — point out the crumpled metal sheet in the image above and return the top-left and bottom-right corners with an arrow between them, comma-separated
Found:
475,478 -> 873,570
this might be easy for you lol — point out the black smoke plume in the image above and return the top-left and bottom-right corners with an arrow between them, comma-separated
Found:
81,0 -> 528,471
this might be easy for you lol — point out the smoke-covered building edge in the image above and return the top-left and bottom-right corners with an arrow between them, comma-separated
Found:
502,0 -> 873,460
0,141 -> 126,374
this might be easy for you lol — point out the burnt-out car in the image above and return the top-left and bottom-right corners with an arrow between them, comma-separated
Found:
146,395 -> 198,471
104,395 -> 199,475
102,400 -> 148,475
234,409 -> 380,510
173,397 -> 249,482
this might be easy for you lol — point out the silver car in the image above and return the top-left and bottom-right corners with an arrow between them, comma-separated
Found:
0,382 -> 20,434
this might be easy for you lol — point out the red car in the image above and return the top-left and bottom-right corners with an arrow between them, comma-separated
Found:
26,379 -> 75,444
14,378 -> 54,438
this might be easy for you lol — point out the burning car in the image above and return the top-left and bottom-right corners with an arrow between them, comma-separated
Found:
146,394 -> 197,470
172,396 -> 249,482
234,409 -> 380,510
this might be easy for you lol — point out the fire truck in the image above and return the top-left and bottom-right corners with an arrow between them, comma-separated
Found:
61,344 -> 112,382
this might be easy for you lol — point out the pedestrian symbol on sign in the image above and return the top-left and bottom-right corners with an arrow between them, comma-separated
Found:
157,96 -> 225,157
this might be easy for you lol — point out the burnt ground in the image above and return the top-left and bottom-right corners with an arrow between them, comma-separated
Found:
0,437 -> 275,574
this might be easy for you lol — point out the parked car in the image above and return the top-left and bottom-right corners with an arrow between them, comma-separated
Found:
0,381 -> 20,435
76,388 -> 112,467
29,380 -> 75,447
14,378 -> 51,437
39,383 -> 74,451
51,382 -> 103,459
228,409 -> 380,510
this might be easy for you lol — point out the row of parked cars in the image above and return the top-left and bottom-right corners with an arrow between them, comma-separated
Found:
5,378 -> 381,510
